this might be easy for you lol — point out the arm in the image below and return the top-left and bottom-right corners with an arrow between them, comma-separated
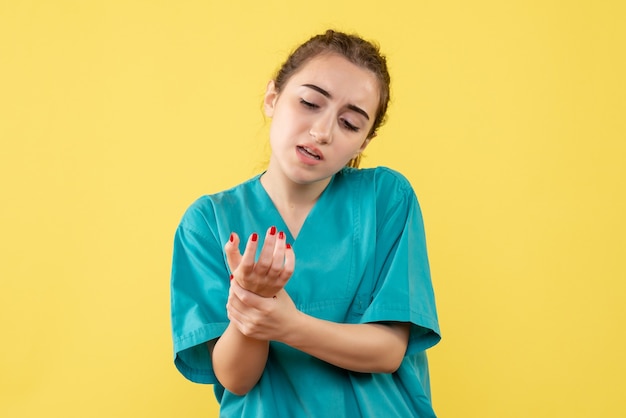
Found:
210,227 -> 294,395
209,324 -> 269,396
218,227 -> 409,392
228,281 -> 411,374
286,316 -> 410,374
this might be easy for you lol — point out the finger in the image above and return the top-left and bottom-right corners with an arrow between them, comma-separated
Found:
226,301 -> 246,331
224,232 -> 242,273
231,278 -> 259,306
239,232 -> 260,274
279,243 -> 295,283
254,226 -> 278,274
268,231 -> 287,277
229,278 -> 246,301
227,281 -> 256,321
227,285 -> 247,314
232,279 -> 275,310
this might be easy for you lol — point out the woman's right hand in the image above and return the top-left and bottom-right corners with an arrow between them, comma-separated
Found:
224,227 -> 295,298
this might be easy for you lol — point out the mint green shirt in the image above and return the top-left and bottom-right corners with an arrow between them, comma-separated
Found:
171,167 -> 441,417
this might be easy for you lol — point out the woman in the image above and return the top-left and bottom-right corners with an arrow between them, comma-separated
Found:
171,29 -> 441,417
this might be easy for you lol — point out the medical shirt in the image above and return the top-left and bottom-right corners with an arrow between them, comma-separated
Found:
171,167 -> 441,417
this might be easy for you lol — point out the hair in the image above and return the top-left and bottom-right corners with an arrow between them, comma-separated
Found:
272,29 -> 391,168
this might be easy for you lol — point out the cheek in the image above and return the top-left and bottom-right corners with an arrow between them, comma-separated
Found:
275,107 -> 309,133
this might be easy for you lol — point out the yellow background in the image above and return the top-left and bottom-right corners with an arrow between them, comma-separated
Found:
1,1 -> 624,417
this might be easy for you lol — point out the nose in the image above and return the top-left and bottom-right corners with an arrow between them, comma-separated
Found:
309,113 -> 333,144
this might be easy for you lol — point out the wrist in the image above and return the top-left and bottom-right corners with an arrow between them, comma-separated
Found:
226,321 -> 270,345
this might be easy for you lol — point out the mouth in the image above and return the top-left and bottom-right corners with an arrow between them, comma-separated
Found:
297,145 -> 322,160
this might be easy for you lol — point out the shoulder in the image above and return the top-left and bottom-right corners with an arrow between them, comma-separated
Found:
340,167 -> 423,228
337,166 -> 416,200
178,175 -> 261,231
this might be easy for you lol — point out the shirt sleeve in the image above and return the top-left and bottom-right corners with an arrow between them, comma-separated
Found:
170,199 -> 229,384
359,169 -> 441,354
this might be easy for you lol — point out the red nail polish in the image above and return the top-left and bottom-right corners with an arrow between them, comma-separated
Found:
286,243 -> 291,249
229,233 -> 234,243
278,231 -> 284,240
270,226 -> 276,235
229,274 -> 234,281
251,233 -> 258,242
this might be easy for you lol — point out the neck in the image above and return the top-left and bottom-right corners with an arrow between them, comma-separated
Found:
260,162 -> 332,210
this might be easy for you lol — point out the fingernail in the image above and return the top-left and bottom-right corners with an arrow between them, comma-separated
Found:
229,233 -> 234,243
229,274 -> 234,281
269,226 -> 276,235
286,243 -> 291,249
251,233 -> 258,242
278,231 -> 284,240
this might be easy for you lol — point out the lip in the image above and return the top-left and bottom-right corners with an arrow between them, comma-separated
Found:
295,144 -> 324,164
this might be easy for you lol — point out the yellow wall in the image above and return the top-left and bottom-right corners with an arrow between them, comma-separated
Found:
2,1 -> 624,417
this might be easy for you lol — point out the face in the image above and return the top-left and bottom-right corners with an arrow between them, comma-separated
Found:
263,53 -> 380,187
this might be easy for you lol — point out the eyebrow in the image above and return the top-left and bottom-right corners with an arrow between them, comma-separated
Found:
302,84 -> 370,121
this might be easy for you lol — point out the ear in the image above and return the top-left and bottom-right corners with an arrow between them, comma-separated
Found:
358,133 -> 375,153
264,80 -> 279,117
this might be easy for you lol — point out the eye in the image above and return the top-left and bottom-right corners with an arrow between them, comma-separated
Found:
341,118 -> 360,132
300,98 -> 318,109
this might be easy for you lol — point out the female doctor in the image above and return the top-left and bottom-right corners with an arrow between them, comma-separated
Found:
171,29 -> 441,417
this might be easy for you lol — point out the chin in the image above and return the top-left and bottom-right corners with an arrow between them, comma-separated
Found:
287,172 -> 332,186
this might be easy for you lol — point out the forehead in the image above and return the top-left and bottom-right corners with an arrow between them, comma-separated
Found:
286,53 -> 380,112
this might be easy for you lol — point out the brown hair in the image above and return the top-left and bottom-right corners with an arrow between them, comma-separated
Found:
273,29 -> 391,168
